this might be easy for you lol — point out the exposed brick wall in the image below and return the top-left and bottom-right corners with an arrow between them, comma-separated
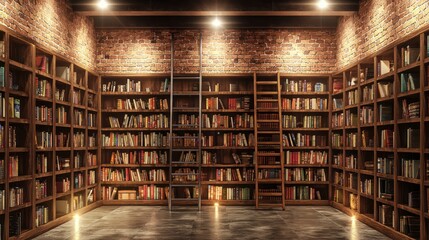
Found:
336,0 -> 429,69
0,0 -> 96,71
96,29 -> 337,74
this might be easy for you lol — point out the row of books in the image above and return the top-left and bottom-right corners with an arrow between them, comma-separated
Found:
283,79 -> 326,93
346,173 -> 358,190
378,178 -> 394,200
331,133 -> 342,148
202,113 -> 254,129
8,155 -> 20,177
201,133 -> 254,147
36,154 -> 48,174
9,187 -> 24,208
346,89 -> 359,106
400,73 -> 419,93
345,110 -> 358,127
36,131 -> 53,148
113,98 -> 169,110
73,110 -> 84,126
101,168 -> 167,182
345,132 -> 358,148
73,132 -> 86,147
108,150 -> 168,165
56,178 -> 71,193
35,179 -> 48,200
284,150 -> 328,165
284,168 -> 327,182
8,125 -> 16,147
400,158 -> 419,179
102,132 -> 169,147
361,84 -> 374,102
9,97 -> 21,119
55,88 -> 67,102
361,106 -> 373,124
205,97 -> 252,110
88,170 -> 96,185
334,171 -> 343,186
331,112 -> 343,128
108,114 -> 169,128
35,55 -> 49,73
258,169 -> 280,179
35,105 -> 52,123
360,178 -> 373,195
73,194 -> 84,211
35,205 -> 49,227
377,82 -> 393,98
208,168 -> 255,182
35,78 -> 52,98
282,133 -> 327,147
103,79 -> 142,93
361,130 -> 374,147
172,133 -> 197,147
345,154 -> 357,169
401,99 -> 419,119
207,186 -> 252,200
283,115 -> 325,129
72,90 -> 83,105
377,156 -> 394,174
281,98 -> 328,110
74,173 -> 84,189
172,168 -> 199,182
88,112 -> 97,127
284,186 -> 322,200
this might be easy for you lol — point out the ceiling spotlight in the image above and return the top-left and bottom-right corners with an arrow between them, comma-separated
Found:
211,17 -> 222,28
318,0 -> 329,9
98,0 -> 109,9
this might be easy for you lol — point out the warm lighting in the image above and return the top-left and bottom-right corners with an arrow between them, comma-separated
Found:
98,0 -> 109,9
214,202 -> 219,207
351,215 -> 356,221
211,17 -> 222,28
73,213 -> 80,220
318,0 -> 329,9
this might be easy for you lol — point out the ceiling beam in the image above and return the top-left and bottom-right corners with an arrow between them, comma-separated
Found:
76,10 -> 355,17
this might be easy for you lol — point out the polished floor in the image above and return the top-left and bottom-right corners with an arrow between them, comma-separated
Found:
34,206 -> 391,240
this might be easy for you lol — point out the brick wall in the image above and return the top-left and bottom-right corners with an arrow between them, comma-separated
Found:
336,0 -> 429,69
0,0 -> 96,71
96,29 -> 337,74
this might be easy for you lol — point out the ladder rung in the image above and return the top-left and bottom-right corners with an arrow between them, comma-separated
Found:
171,198 -> 200,201
171,136 -> 199,139
171,161 -> 199,164
173,76 -> 200,80
258,192 -> 283,197
258,141 -> 281,145
171,184 -> 199,187
257,153 -> 280,157
256,81 -> 277,85
258,131 -> 279,134
172,149 -> 199,152
257,120 -> 279,123
258,203 -> 284,207
171,173 -> 199,176
257,92 -> 278,95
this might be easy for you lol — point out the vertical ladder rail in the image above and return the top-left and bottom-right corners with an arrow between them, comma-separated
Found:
169,32 -> 202,211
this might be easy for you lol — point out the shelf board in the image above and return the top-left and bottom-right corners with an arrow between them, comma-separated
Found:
101,127 -> 169,131
257,179 -> 282,183
344,167 -> 358,173
101,91 -> 169,96
35,172 -> 54,178
201,128 -> 254,131
282,109 -> 329,113
102,109 -> 169,113
376,71 -> 394,80
201,164 -> 253,168
9,118 -> 30,124
102,163 -> 169,167
203,91 -> 253,96
102,146 -> 169,150
102,200 -> 168,205
284,181 -> 329,185
397,89 -> 420,98
201,181 -> 254,185
101,181 -> 168,185
396,148 -> 420,153
396,203 -> 421,216
376,197 -> 394,206
56,191 -> 72,198
283,146 -> 329,150
8,147 -> 28,153
9,59 -> 33,71
281,91 -> 329,96
397,61 -> 420,73
359,100 -> 374,106
201,200 -> 255,205
35,196 -> 54,205
283,128 -> 329,132
284,164 -> 328,168
55,123 -> 71,128
376,172 -> 394,179
360,192 -> 374,199
360,147 -> 375,151
284,200 -> 329,205
9,202 -> 32,212
397,176 -> 420,184
360,170 -> 374,176
9,175 -> 32,183
55,100 -> 71,107
201,146 -> 253,150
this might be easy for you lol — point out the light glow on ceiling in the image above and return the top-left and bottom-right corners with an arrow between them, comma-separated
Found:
211,17 -> 222,28
318,0 -> 329,9
98,0 -> 109,10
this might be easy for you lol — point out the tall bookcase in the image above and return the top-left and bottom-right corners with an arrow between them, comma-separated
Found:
200,74 -> 255,205
331,28 -> 429,240
100,74 -> 170,205
280,74 -> 330,205
0,27 -> 101,240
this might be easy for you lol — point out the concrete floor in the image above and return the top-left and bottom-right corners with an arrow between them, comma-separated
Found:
34,206 -> 391,240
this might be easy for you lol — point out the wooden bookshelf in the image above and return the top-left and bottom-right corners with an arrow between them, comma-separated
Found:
200,74 -> 255,204
281,74 -> 330,204
0,27 -> 102,240
100,74 -> 170,204
330,29 -> 429,240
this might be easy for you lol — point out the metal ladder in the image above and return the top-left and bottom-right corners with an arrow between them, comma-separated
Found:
168,32 -> 202,211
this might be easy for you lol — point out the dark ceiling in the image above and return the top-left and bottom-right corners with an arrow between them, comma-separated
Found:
69,0 -> 360,28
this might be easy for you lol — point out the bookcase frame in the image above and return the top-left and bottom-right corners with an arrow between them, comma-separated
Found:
0,26 -> 101,240
331,26 -> 429,240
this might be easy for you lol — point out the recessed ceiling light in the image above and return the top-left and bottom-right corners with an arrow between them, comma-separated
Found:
318,0 -> 329,9
98,0 -> 109,9
211,17 -> 222,28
